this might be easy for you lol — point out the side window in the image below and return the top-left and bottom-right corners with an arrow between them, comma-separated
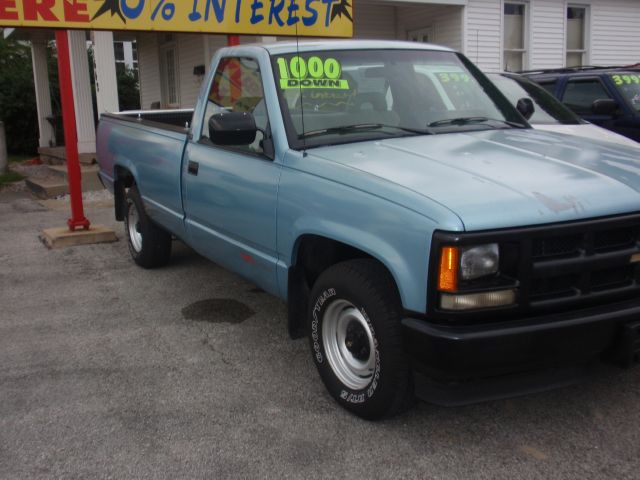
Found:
538,80 -> 557,95
562,78 -> 612,115
202,57 -> 267,154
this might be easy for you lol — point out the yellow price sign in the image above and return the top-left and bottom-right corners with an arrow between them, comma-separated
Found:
611,74 -> 640,86
277,56 -> 350,89
437,72 -> 471,83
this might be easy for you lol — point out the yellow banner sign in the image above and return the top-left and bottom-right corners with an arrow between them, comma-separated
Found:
0,0 -> 353,37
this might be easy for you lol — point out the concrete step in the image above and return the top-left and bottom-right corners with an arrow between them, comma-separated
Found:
47,165 -> 103,192
38,147 -> 97,166
38,153 -> 65,166
24,177 -> 68,199
24,165 -> 104,199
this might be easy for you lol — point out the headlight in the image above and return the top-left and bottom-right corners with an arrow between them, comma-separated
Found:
460,244 -> 499,280
437,243 -> 500,292
436,243 -> 515,311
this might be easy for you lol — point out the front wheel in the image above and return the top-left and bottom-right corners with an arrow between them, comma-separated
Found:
308,259 -> 413,419
124,184 -> 172,268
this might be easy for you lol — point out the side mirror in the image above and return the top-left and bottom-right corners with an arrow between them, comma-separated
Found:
516,97 -> 535,120
208,112 -> 257,145
592,98 -> 619,116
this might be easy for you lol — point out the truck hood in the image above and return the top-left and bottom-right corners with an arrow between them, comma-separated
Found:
308,129 -> 640,231
533,123 -> 640,149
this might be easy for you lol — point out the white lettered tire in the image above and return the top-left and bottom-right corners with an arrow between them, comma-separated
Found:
308,259 -> 413,419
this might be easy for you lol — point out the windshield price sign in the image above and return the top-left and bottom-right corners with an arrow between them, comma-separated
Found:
611,74 -> 640,86
0,0 -> 354,37
277,56 -> 349,89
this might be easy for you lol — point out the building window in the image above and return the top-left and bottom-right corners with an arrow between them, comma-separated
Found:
114,42 -> 124,62
566,6 -> 588,67
503,2 -> 527,72
160,38 -> 179,108
114,41 -> 138,78
407,27 -> 433,43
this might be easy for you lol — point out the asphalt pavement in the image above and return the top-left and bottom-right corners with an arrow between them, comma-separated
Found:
1,189 -> 639,479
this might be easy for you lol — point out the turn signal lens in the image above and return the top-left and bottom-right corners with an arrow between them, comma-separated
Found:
438,246 -> 459,292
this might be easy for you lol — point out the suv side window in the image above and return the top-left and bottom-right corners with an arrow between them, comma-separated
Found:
537,80 -> 557,95
562,78 -> 613,115
202,57 -> 267,154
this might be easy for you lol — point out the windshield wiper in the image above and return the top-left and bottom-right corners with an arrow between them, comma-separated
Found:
427,117 -> 526,128
300,123 -> 433,139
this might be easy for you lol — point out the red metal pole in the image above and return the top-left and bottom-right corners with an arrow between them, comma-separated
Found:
227,35 -> 240,46
55,30 -> 90,231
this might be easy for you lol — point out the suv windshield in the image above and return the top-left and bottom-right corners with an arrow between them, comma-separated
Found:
272,49 -> 527,148
610,73 -> 640,112
489,73 -> 584,125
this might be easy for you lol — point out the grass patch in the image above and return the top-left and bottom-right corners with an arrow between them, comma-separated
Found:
8,153 -> 34,163
0,171 -> 24,187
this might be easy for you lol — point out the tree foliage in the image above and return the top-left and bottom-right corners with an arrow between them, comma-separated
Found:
0,35 -> 140,155
117,67 -> 141,111
0,37 -> 39,154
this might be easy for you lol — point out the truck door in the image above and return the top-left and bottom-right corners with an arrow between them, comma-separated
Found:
182,56 -> 281,296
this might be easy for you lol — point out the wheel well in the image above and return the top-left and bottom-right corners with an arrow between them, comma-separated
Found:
294,235 -> 374,288
113,166 -> 135,221
287,235 -> 393,339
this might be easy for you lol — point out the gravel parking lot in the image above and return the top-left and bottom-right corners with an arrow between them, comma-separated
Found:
1,189 -> 639,479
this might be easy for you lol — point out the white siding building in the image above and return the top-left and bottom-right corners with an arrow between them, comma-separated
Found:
134,0 -> 640,110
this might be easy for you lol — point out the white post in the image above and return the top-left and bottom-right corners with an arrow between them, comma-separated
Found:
67,30 -> 96,155
0,121 -> 7,175
31,38 -> 56,148
123,41 -> 135,69
92,31 -> 120,116
203,35 -> 211,74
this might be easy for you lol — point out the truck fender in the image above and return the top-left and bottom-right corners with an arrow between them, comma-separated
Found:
285,230 -> 419,339
112,160 -> 140,221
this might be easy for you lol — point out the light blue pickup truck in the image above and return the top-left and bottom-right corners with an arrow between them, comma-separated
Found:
97,40 -> 640,419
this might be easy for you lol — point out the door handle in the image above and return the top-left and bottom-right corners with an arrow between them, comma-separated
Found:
188,160 -> 199,175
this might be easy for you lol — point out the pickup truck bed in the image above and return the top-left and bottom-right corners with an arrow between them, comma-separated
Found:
99,110 -> 193,239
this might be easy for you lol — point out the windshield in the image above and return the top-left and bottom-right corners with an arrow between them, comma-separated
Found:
272,49 -> 527,148
489,73 -> 583,125
610,73 -> 640,112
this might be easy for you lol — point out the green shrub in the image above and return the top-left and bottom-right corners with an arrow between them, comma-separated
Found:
0,37 -> 38,155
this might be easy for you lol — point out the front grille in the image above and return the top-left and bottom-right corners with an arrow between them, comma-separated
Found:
594,227 -> 637,252
430,213 -> 640,322
527,217 -> 640,310
532,234 -> 581,260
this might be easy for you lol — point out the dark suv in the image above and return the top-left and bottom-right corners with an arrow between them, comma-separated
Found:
522,66 -> 640,142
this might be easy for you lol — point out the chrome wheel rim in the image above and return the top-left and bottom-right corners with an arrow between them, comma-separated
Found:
322,299 -> 376,390
127,201 -> 143,253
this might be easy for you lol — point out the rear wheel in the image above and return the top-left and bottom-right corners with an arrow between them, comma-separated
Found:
308,259 -> 413,419
124,185 -> 172,268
